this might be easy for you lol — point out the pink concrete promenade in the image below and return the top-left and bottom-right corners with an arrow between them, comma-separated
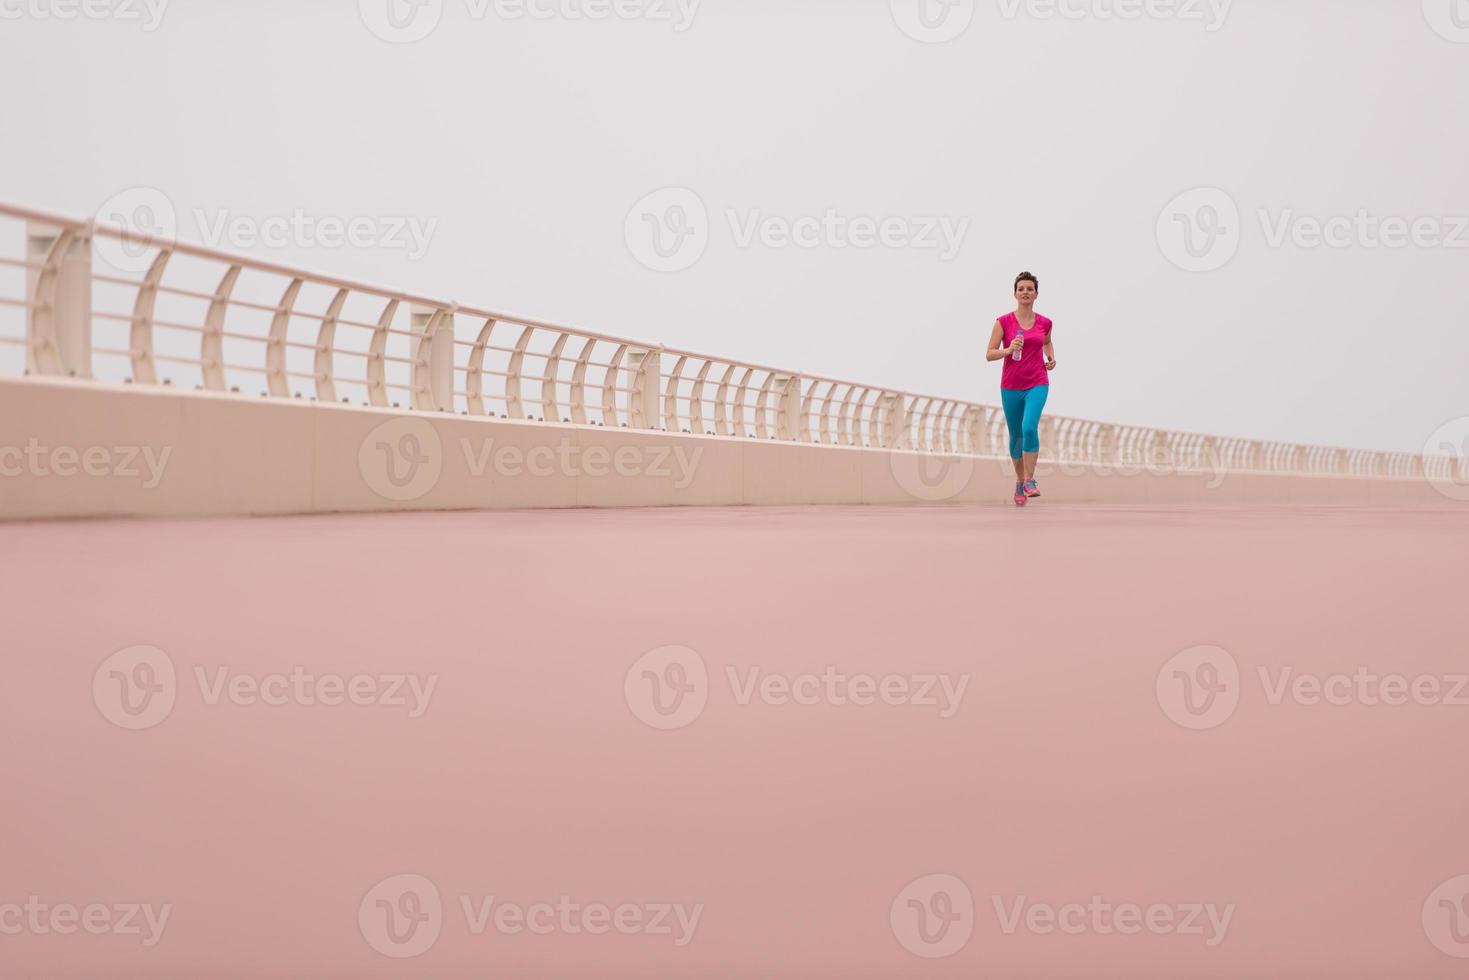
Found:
3,501 -> 1467,978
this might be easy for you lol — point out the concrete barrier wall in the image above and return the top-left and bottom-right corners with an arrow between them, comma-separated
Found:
0,376 -> 1448,520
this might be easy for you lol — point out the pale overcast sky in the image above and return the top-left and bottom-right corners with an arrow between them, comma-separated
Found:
1,0 -> 1465,453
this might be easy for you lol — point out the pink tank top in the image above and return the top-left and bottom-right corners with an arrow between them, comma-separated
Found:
999,313 -> 1052,391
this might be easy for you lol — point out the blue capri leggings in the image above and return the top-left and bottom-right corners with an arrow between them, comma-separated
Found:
1000,385 -> 1049,460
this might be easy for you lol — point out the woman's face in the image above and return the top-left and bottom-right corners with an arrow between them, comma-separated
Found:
1015,280 -> 1037,306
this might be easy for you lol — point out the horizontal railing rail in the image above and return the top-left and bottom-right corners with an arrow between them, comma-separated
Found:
0,199 -> 1457,483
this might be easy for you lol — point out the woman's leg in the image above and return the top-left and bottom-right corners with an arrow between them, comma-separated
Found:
1000,388 -> 1027,481
1020,384 -> 1050,482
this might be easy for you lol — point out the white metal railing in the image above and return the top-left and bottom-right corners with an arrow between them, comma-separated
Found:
0,199 -> 1458,484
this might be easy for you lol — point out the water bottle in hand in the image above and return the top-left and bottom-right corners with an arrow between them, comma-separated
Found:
1011,329 -> 1024,362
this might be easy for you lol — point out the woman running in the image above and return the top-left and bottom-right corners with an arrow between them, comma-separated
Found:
986,271 -> 1056,507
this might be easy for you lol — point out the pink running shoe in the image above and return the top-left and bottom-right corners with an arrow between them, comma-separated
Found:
1013,482 -> 1028,507
1025,479 -> 1041,498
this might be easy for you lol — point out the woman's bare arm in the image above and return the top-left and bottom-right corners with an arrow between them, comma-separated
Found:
985,320 -> 1016,362
1044,337 -> 1056,371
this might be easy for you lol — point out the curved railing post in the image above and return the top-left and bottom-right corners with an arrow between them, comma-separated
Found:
754,373 -> 776,440
1200,436 -> 1220,476
837,387 -> 858,446
779,374 -> 803,441
314,288 -> 349,405
366,299 -> 398,408
266,278 -> 302,397
712,364 -> 735,437
688,362 -> 712,435
601,344 -> 628,427
26,223 -> 92,379
568,335 -> 594,425
1098,425 -> 1118,468
961,405 -> 984,456
801,380 -> 821,444
467,318 -> 499,417
130,249 -> 172,386
201,264 -> 240,392
410,304 -> 455,412
542,331 -> 569,422
663,355 -> 687,432
629,347 -> 661,429
883,393 -> 907,449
